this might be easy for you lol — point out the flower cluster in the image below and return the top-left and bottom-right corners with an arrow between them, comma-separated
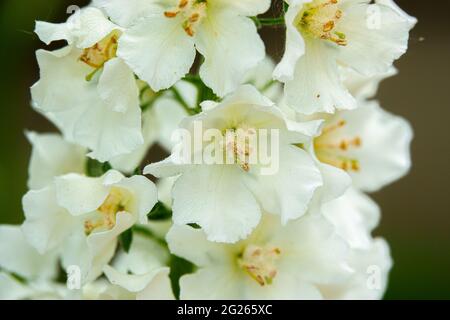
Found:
0,0 -> 416,300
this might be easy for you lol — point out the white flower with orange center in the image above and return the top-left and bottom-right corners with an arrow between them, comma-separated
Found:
32,7 -> 143,162
94,0 -> 271,96
274,0 -> 416,114
22,170 -> 158,283
144,85 -> 323,243
167,214 -> 353,299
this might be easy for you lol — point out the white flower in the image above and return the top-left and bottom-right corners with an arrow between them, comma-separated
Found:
31,7 -> 143,162
110,80 -> 198,173
103,230 -> 174,300
0,225 -> 64,300
95,0 -> 270,96
22,170 -> 158,283
310,100 -> 412,192
320,188 -> 392,299
26,132 -> 86,190
167,214 -> 352,299
144,85 -> 323,243
274,0 -> 416,114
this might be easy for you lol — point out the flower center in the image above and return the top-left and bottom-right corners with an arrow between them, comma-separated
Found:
79,31 -> 120,80
238,244 -> 281,286
222,127 -> 257,172
297,0 -> 347,46
164,0 -> 208,37
84,187 -> 132,235
314,119 -> 362,171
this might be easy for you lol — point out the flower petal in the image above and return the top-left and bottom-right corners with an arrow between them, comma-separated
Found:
118,14 -> 196,91
0,225 -> 59,280
245,145 -> 322,224
337,101 -> 413,192
337,2 -> 415,75
172,165 -> 261,243
26,132 -> 86,190
22,186 -> 77,254
196,11 -> 265,96
167,225 -> 231,267
284,40 -> 356,114
212,0 -> 271,16
93,0 -> 161,27
98,58 -> 140,113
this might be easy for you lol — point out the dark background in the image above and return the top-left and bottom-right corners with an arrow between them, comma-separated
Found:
0,0 -> 448,299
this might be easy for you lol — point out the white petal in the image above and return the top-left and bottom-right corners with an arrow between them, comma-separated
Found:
337,2 -> 415,75
285,40 -> 356,114
22,186 -> 77,254
118,14 -> 196,91
113,232 -> 169,275
153,95 -> 190,151
71,7 -> 119,49
104,265 -> 172,296
54,173 -> 112,216
110,107 -> 159,173
31,48 -> 143,162
275,215 -> 353,285
245,145 -> 322,224
93,0 -> 161,27
0,273 -> 34,300
0,225 -> 58,280
180,267 -> 241,300
115,175 -> 158,224
85,212 -> 136,282
136,268 -> 175,300
26,131 -> 86,190
35,21 -> 71,45
342,66 -> 397,101
273,2 -> 306,82
315,162 -> 352,204
322,239 -> 392,300
244,58 -> 283,103
338,101 -> 413,192
212,0 -> 271,16
196,12 -> 265,96
243,273 -> 323,300
322,188 -> 380,250
98,58 -> 140,113
144,155 -> 192,178
167,225 -> 231,267
172,165 -> 261,243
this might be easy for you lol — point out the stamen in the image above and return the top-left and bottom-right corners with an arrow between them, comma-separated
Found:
164,0 -> 208,37
79,31 -> 120,80
223,127 -> 256,172
84,187 -> 131,235
314,119 -> 362,172
298,0 -> 347,46
238,245 -> 281,286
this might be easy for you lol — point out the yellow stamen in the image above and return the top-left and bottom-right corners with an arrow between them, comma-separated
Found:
298,0 -> 347,46
314,119 -> 362,172
164,0 -> 207,37
238,245 -> 281,287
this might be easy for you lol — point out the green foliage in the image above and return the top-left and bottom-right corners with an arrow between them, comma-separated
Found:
169,254 -> 196,300
86,158 -> 112,177
147,201 -> 173,221
119,228 -> 133,253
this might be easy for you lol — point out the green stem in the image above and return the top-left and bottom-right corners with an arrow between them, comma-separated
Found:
171,87 -> 198,116
252,16 -> 285,29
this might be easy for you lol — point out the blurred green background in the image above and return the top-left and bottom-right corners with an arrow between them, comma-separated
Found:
0,0 -> 449,299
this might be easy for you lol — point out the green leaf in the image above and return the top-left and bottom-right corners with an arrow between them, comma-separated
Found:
169,254 -> 196,300
147,201 -> 172,221
188,223 -> 201,229
119,228 -> 133,253
86,158 -> 112,177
